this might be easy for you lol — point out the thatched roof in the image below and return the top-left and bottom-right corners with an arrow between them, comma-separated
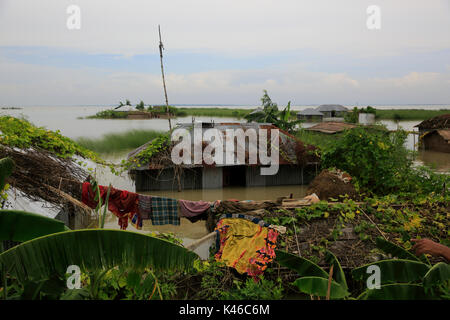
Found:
416,114 -> 450,130
128,123 -> 319,171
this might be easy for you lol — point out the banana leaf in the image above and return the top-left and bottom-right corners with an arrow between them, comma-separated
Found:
423,262 -> 450,291
275,250 -> 328,278
0,210 -> 69,242
375,237 -> 421,262
357,283 -> 433,300
293,276 -> 350,299
325,250 -> 348,290
352,259 -> 430,285
0,229 -> 199,283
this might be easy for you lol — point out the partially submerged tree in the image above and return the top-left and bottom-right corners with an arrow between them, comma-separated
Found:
136,101 -> 145,111
245,90 -> 301,133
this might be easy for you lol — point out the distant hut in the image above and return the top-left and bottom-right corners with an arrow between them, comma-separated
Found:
297,108 -> 324,121
415,114 -> 450,134
415,114 -> 450,152
316,104 -> 348,119
420,130 -> 450,153
128,123 -> 320,192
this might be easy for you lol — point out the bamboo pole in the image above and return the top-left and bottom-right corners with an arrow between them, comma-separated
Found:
158,25 -> 172,131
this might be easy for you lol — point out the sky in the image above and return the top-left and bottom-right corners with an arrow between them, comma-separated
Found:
0,0 -> 450,106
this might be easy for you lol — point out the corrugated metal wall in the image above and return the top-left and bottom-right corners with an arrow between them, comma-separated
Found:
246,165 -> 316,187
135,164 -> 318,191
202,167 -> 223,189
135,168 -> 202,191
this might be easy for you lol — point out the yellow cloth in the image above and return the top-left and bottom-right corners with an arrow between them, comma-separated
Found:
215,218 -> 269,274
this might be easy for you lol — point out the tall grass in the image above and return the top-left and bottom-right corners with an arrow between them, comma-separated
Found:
375,109 -> 449,120
77,129 -> 163,154
176,108 -> 251,118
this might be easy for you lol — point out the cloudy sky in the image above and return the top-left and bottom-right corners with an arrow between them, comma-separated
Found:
1,0 -> 450,106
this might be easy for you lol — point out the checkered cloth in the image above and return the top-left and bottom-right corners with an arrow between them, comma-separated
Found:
151,196 -> 180,226
138,194 -> 152,219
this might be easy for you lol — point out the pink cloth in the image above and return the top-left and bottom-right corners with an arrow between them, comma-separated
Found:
179,199 -> 211,218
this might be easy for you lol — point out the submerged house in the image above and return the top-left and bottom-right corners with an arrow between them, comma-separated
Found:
316,104 -> 348,119
421,130 -> 450,153
128,123 -> 320,192
415,114 -> 450,153
297,108 -> 324,121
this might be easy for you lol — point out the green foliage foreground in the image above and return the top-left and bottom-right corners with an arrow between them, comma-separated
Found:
0,116 -> 102,163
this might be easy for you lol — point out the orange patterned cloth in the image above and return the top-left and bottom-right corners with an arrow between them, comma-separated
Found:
214,218 -> 279,278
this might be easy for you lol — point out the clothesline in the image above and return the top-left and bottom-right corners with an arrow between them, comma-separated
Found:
81,182 -> 214,230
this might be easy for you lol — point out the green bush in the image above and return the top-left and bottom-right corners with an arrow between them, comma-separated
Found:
321,126 -> 449,195
0,116 -> 101,162
220,277 -> 284,300
136,101 -> 145,111
89,110 -> 128,119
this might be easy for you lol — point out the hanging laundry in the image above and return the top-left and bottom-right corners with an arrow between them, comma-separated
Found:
214,218 -> 279,278
130,213 -> 142,230
81,182 -> 138,230
81,182 -> 107,209
179,199 -> 211,223
138,194 -> 152,220
151,196 -> 179,226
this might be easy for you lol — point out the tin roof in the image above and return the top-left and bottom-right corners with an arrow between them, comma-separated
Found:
317,105 -> 348,112
297,108 -> 324,116
306,122 -> 356,134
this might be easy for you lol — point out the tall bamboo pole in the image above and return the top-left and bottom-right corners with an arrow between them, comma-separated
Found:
158,25 -> 172,130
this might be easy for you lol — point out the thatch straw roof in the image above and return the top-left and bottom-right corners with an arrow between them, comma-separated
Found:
416,114 -> 450,130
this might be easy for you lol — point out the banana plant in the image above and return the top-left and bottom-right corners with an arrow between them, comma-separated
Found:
276,250 -> 350,299
0,229 -> 199,300
352,238 -> 450,300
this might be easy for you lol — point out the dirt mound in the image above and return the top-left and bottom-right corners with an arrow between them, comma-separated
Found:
306,169 -> 357,200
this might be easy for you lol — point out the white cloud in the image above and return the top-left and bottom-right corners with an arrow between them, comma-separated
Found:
1,55 -> 449,106
0,0 -> 449,57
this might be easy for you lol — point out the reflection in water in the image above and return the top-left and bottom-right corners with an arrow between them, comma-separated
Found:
415,150 -> 450,172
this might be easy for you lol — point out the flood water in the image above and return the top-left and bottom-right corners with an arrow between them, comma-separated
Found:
3,105 -> 449,178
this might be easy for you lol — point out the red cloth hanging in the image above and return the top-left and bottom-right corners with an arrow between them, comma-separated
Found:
81,182 -> 139,230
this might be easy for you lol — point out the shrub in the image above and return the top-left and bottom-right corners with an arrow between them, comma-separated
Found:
321,126 -> 449,195
136,101 -> 145,110
322,127 -> 411,194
